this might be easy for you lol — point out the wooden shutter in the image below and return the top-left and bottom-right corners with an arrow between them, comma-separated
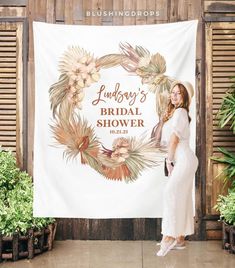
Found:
206,22 -> 235,216
0,22 -> 23,167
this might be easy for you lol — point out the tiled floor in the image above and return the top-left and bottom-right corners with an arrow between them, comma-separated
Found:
1,240 -> 235,268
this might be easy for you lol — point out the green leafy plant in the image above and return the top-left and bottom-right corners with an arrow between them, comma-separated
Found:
217,76 -> 235,133
0,149 -> 19,191
211,76 -> 235,190
212,76 -> 235,226
211,148 -> 235,191
0,149 -> 54,236
214,191 -> 235,225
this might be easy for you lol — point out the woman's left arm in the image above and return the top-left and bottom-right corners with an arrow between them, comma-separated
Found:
166,133 -> 179,175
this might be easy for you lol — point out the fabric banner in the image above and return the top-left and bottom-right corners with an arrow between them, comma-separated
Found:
33,20 -> 198,218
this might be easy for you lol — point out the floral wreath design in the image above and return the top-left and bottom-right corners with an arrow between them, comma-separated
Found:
49,43 -> 174,182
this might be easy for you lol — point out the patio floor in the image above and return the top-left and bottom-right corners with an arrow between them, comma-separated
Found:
1,240 -> 235,268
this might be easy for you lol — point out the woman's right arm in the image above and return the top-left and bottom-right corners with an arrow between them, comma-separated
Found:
166,132 -> 179,175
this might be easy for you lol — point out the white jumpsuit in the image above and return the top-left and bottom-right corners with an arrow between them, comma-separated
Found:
160,108 -> 198,237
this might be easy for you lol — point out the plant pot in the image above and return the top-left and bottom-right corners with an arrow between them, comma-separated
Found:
0,222 -> 57,262
222,221 -> 235,254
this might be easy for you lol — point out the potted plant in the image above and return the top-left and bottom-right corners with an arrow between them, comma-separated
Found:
214,191 -> 235,253
0,148 -> 56,262
211,76 -> 235,254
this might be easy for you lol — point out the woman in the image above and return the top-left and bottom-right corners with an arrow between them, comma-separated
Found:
156,80 -> 198,257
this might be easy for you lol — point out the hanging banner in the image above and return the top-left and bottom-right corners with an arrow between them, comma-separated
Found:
33,20 -> 198,218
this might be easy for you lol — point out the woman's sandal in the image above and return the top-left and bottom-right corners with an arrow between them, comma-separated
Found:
156,239 -> 177,256
172,242 -> 186,250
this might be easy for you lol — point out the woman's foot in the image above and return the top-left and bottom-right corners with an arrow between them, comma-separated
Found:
172,241 -> 186,250
172,236 -> 185,250
156,238 -> 177,256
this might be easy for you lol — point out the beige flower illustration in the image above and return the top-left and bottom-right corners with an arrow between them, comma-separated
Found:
59,46 -> 100,90
112,137 -> 130,149
111,147 -> 130,163
67,88 -> 85,109
111,138 -> 130,163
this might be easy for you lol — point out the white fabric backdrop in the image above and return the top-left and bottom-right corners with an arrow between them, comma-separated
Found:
33,20 -> 198,218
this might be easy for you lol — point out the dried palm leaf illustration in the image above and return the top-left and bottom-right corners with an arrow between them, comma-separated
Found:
101,164 -> 131,182
50,115 -> 100,169
125,136 -> 164,182
96,54 -> 126,69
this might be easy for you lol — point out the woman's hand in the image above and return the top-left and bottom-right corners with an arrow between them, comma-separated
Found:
166,132 -> 179,176
166,162 -> 174,176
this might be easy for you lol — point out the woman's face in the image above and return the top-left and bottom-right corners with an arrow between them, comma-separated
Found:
170,85 -> 183,107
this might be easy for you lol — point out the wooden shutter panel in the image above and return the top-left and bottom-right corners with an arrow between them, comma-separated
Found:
212,26 -> 235,153
0,22 -> 23,166
206,22 -> 235,216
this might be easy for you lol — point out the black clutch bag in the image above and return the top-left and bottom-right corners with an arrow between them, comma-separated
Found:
164,158 -> 174,176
